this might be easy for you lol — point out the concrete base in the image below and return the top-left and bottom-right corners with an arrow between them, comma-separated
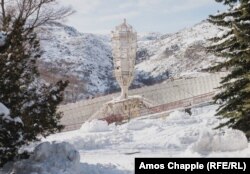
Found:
89,95 -> 153,123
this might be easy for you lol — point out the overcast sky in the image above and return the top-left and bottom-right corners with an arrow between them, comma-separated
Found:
60,0 -> 226,34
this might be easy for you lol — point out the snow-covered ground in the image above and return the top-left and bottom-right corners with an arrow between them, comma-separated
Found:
31,104 -> 249,174
3,104 -> 249,174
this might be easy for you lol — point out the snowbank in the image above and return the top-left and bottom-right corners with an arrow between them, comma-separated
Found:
2,141 -> 130,174
127,120 -> 153,130
80,119 -> 110,132
36,105 -> 250,173
13,142 -> 81,174
165,110 -> 198,125
73,134 -> 114,150
168,110 -> 190,120
192,129 -> 248,154
71,129 -> 132,150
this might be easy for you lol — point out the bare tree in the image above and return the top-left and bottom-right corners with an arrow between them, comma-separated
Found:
0,0 -> 74,32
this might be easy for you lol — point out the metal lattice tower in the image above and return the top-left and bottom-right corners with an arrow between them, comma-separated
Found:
111,19 -> 137,99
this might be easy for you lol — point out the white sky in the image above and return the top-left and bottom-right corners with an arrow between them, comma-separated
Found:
60,0 -> 226,34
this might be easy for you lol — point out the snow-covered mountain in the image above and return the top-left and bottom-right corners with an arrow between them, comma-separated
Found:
37,22 -> 114,102
37,21 -> 223,103
135,21 -> 223,82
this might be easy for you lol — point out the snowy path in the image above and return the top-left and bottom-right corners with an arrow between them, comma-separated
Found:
45,104 -> 250,173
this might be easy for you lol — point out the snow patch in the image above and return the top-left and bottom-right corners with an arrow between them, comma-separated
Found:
13,142 -> 81,174
168,110 -> 190,120
127,120 -> 153,130
80,119 -> 110,132
0,102 -> 10,116
240,20 -> 250,24
224,16 -> 234,22
192,129 -> 248,154
0,102 -> 23,125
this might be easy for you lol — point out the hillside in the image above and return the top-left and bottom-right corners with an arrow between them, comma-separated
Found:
136,21 -> 223,80
37,21 -> 223,103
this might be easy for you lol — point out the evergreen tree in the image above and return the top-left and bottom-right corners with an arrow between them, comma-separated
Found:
0,0 -> 72,166
0,102 -> 24,168
208,0 -> 250,138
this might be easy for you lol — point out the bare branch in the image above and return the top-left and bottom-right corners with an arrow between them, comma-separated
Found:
0,0 -> 74,33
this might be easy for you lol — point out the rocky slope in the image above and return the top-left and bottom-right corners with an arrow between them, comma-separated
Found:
37,21 -> 223,103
